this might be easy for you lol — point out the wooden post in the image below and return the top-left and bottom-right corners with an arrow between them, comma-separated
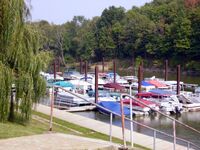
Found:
177,65 -> 180,95
102,57 -> 104,73
165,60 -> 168,81
140,61 -> 143,81
113,59 -> 116,83
85,61 -> 87,81
57,58 -> 60,72
95,66 -> 99,103
80,59 -> 82,74
132,57 -> 135,76
138,65 -> 142,93
54,60 -> 56,81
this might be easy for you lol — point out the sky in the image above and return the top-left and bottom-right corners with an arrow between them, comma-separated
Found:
31,0 -> 152,25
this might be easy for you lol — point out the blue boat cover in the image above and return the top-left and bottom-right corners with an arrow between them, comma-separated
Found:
53,81 -> 74,88
97,101 -> 130,116
149,89 -> 175,95
142,81 -> 154,86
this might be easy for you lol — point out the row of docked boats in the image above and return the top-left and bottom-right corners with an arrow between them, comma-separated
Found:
40,69 -> 200,116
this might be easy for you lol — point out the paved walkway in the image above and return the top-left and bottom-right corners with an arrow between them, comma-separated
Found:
35,104 -> 190,150
0,133 -> 118,150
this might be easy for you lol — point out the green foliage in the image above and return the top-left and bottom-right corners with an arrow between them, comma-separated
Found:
0,63 -> 12,121
0,0 -> 51,122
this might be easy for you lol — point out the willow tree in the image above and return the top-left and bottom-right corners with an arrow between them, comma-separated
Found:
0,0 -> 51,122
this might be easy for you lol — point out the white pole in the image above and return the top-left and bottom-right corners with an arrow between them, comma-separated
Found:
129,84 -> 134,147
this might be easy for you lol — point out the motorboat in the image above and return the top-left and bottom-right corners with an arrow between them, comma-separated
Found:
137,90 -> 183,114
97,101 -> 131,116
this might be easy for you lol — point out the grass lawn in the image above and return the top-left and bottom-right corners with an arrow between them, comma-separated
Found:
0,111 -> 150,150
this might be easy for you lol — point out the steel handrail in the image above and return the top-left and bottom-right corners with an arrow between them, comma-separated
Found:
52,86 -> 200,149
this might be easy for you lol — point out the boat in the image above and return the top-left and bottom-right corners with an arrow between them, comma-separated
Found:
63,69 -> 83,80
178,92 -> 200,110
122,98 -> 159,113
105,72 -> 128,84
137,89 -> 183,114
130,81 -> 155,92
55,91 -> 92,108
87,90 -> 118,102
97,101 -> 131,116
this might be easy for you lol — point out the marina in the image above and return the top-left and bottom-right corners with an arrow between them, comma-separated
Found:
40,59 -> 200,149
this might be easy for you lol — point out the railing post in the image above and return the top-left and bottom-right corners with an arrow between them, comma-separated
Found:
173,120 -> 176,150
49,86 -> 54,131
187,142 -> 190,150
129,85 -> 134,148
120,98 -> 126,148
153,130 -> 156,150
109,113 -> 113,142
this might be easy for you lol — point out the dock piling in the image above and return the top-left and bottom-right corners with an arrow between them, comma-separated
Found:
138,65 -> 142,94
80,59 -> 82,74
102,57 -> 104,73
54,60 -> 56,81
177,65 -> 180,95
95,66 -> 98,103
85,61 -> 88,82
165,60 -> 168,81
113,59 -> 116,83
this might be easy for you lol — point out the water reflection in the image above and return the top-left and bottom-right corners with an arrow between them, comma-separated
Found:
74,111 -> 200,147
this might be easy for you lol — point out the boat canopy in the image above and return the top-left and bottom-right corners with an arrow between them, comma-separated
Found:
149,89 -> 175,96
142,81 -> 154,86
103,83 -> 124,90
148,80 -> 168,88
98,101 -> 130,116
53,81 -> 74,88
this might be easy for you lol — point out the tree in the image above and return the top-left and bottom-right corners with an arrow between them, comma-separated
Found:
0,0 -> 51,122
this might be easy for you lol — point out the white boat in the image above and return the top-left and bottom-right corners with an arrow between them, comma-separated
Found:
137,90 -> 183,114
105,72 -> 128,84
55,91 -> 92,107
178,92 -> 200,109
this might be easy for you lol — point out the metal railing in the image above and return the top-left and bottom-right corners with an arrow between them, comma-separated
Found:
50,86 -> 200,150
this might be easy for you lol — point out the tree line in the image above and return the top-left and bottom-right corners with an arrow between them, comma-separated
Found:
32,0 -> 200,71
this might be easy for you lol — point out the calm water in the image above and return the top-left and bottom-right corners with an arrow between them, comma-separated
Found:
74,111 -> 200,148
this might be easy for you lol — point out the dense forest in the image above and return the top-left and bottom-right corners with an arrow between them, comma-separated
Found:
32,0 -> 200,71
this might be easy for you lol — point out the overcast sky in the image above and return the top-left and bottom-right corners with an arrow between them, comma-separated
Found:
31,0 -> 152,24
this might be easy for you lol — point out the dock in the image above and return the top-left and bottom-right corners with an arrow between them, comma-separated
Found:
35,104 -> 192,150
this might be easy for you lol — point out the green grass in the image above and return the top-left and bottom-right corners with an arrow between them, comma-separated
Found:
0,111 -> 150,150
